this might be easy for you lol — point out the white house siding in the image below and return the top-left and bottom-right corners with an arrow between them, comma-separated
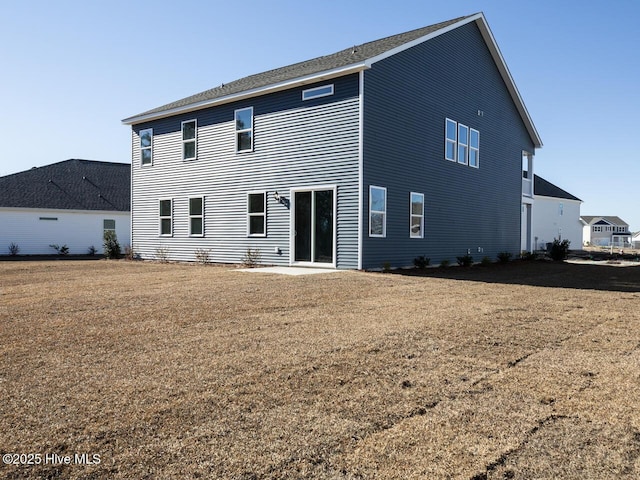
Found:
531,196 -> 582,250
131,82 -> 361,268
0,208 -> 130,255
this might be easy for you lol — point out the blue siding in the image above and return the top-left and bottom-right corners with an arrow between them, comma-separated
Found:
362,22 -> 535,269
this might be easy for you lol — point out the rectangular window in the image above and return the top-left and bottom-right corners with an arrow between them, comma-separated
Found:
159,199 -> 172,236
469,128 -> 479,168
235,107 -> 253,152
247,192 -> 266,236
410,192 -> 424,238
445,118 -> 457,161
302,84 -> 334,101
369,186 -> 387,237
182,120 -> 197,160
140,128 -> 153,165
559,203 -> 564,216
189,197 -> 204,236
593,226 -> 602,232
457,124 -> 469,165
103,219 -> 116,235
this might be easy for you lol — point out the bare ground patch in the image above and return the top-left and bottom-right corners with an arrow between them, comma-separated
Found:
0,260 -> 639,479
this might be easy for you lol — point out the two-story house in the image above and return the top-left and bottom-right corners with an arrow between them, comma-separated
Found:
122,13 -> 542,269
581,216 -> 632,247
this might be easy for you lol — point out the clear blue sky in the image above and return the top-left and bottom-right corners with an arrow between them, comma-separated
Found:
1,0 -> 638,231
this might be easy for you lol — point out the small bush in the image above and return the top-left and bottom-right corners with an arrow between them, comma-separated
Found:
87,245 -> 97,255
49,244 -> 69,255
456,254 -> 473,267
382,261 -> 392,273
549,239 -> 571,261
497,251 -> 512,263
103,231 -> 121,259
123,245 -> 136,260
413,256 -> 430,269
195,248 -> 211,264
242,248 -> 261,268
481,256 -> 492,266
155,247 -> 170,263
8,242 -> 20,256
521,251 -> 538,261
440,259 -> 450,268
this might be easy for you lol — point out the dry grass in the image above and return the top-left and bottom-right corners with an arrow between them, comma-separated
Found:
1,259 -> 639,479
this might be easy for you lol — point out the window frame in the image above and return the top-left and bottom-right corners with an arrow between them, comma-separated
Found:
235,107 -> 254,153
302,84 -> 334,101
445,118 -> 457,162
369,186 -> 387,238
159,198 -> 173,237
410,192 -> 424,239
457,123 -> 469,165
181,120 -> 197,161
140,128 -> 153,166
189,196 -> 204,237
469,128 -> 480,168
247,191 -> 266,237
103,219 -> 116,236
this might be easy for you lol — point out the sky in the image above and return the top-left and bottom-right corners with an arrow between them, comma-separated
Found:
1,0 -> 638,231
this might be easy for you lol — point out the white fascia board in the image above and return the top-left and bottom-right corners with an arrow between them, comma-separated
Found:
0,207 -> 130,215
122,63 -> 369,125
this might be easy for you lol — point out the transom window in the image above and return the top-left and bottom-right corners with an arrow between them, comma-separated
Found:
369,186 -> 387,237
235,107 -> 253,152
445,118 -> 479,168
247,192 -> 266,236
189,197 -> 204,236
140,128 -> 153,165
302,84 -> 334,101
182,120 -> 197,161
159,199 -> 173,236
410,192 -> 424,238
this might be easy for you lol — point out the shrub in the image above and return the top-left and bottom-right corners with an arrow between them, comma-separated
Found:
87,245 -> 97,255
242,248 -> 261,268
382,261 -> 392,273
194,248 -> 211,264
413,256 -> 430,269
497,251 -> 512,263
481,256 -> 492,266
521,251 -> 538,261
49,244 -> 69,255
440,259 -> 450,268
103,231 -> 121,259
8,242 -> 19,256
549,239 -> 571,261
123,245 -> 136,260
456,254 -> 473,267
155,247 -> 170,263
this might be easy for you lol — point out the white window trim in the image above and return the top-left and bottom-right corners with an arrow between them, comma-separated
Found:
445,118 -> 457,162
159,198 -> 173,237
410,192 -> 424,239
302,84 -> 334,101
457,123 -> 469,165
189,196 -> 204,237
235,107 -> 254,153
182,120 -> 197,161
369,186 -> 387,238
140,128 -> 153,166
103,219 -> 116,235
469,128 -> 480,168
247,191 -> 266,237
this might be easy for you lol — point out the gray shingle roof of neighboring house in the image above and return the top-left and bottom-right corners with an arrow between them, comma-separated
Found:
534,175 -> 581,201
0,159 -> 130,211
580,216 -> 629,226
121,13 -> 542,148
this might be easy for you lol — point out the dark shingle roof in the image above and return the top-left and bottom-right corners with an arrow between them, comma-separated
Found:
580,216 -> 629,226
124,15 -> 474,120
534,175 -> 581,201
0,159 -> 130,211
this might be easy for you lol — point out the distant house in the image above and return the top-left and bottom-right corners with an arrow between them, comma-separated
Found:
530,175 -> 582,250
581,216 -> 631,247
122,13 -> 541,269
633,231 -> 640,249
0,159 -> 130,255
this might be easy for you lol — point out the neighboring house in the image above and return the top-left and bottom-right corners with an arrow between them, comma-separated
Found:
0,159 -> 130,255
122,13 -> 541,269
581,216 -> 631,247
530,175 -> 582,250
633,231 -> 640,249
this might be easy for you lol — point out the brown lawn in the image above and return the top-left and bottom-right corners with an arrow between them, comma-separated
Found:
1,259 -> 639,479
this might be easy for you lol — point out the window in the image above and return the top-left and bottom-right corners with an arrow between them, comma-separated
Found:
189,197 -> 204,236
235,107 -> 253,152
182,120 -> 197,160
247,192 -> 266,236
302,84 -> 334,101
457,124 -> 469,165
159,199 -> 172,236
559,203 -> 564,216
103,219 -> 116,236
140,128 -> 153,165
369,186 -> 387,237
469,129 -> 479,168
593,226 -> 602,232
410,192 -> 424,238
445,119 -> 457,161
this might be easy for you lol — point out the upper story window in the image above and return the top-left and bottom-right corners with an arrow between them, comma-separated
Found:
559,203 -> 564,216
469,128 -> 480,168
247,192 -> 266,236
445,119 -> 456,161
457,124 -> 469,165
302,84 -> 334,101
593,226 -> 602,232
235,107 -> 253,152
159,199 -> 173,236
140,128 -> 153,166
410,192 -> 424,238
445,118 -> 479,168
369,186 -> 387,238
189,197 -> 204,236
182,120 -> 197,160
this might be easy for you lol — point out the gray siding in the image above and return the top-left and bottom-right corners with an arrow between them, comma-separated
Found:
362,22 -> 535,269
131,75 -> 360,268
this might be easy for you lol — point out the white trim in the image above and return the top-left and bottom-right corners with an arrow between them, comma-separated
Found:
188,196 -> 204,237
302,84 -> 334,101
246,191 -> 266,237
369,185 -> 387,238
181,119 -> 197,161
0,206 -> 129,215
410,192 -> 424,239
235,107 -> 254,153
140,128 -> 153,166
357,71 -> 364,270
159,198 -> 173,237
289,185 -> 337,269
